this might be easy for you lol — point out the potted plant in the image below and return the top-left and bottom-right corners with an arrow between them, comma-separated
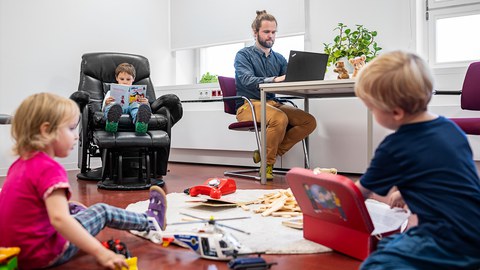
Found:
323,23 -> 382,68
199,72 -> 218,83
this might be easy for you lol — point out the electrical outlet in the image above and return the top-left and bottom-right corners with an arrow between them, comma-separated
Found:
198,90 -> 211,99
211,89 -> 222,97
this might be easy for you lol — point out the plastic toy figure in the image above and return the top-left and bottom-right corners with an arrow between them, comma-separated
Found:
101,239 -> 138,270
154,213 -> 252,261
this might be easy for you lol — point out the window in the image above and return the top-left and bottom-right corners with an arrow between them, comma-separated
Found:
199,43 -> 244,79
199,35 -> 305,79
271,35 -> 305,60
426,0 -> 480,67
435,13 -> 480,63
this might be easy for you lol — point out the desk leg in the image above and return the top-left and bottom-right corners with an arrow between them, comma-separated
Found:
304,98 -> 310,169
260,89 -> 267,184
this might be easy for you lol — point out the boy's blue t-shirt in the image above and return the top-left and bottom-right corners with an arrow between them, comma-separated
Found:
360,116 -> 480,255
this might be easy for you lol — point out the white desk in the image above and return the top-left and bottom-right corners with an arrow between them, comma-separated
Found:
259,79 -> 372,184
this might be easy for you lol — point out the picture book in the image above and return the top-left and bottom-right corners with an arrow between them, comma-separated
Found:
109,83 -> 147,110
286,167 -> 410,260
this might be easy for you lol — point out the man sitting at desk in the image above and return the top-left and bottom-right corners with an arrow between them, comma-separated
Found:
234,10 -> 316,180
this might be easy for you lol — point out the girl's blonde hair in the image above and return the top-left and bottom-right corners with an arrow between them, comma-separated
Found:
355,50 -> 434,114
11,92 -> 79,156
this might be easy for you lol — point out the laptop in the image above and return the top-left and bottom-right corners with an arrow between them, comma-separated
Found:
284,50 -> 329,82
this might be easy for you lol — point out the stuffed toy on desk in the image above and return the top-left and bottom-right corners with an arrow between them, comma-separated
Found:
349,55 -> 366,78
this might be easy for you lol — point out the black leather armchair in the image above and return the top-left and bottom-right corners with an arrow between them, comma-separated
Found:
70,52 -> 182,190
0,114 -> 11,125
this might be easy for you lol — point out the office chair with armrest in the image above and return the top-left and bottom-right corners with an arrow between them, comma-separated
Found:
450,62 -> 480,134
218,76 -> 309,181
70,52 -> 183,190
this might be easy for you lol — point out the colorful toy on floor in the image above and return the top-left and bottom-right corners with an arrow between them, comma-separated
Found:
228,253 -> 277,270
184,178 -> 236,199
123,257 -> 138,270
161,213 -> 251,261
313,167 -> 337,175
101,239 -> 138,270
0,247 -> 20,270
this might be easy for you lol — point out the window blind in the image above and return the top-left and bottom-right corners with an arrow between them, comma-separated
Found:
170,0 -> 305,51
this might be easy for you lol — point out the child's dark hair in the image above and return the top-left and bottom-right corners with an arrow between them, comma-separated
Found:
251,10 -> 277,33
115,63 -> 136,79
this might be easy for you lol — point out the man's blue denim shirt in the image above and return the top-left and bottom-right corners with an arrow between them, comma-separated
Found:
234,45 -> 287,110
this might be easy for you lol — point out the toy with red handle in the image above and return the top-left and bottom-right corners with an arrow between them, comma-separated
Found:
185,178 -> 236,199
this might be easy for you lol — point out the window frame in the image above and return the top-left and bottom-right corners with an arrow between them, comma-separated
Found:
426,0 -> 480,68
422,0 -> 480,90
428,0 -> 480,9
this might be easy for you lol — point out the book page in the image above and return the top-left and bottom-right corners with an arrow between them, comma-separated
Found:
365,199 -> 410,235
110,84 -> 130,111
109,84 -> 147,111
128,85 -> 147,105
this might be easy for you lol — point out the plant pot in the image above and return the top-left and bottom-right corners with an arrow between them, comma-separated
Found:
324,67 -> 337,80
338,57 -> 354,74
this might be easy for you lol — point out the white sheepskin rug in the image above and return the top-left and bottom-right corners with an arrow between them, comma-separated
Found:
126,189 -> 331,254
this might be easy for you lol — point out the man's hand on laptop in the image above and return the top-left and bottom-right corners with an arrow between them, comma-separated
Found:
273,75 -> 286,83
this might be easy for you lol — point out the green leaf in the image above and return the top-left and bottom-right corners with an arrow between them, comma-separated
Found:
333,50 -> 343,58
322,22 -> 382,64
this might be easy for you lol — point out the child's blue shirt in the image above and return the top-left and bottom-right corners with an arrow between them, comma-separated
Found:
360,116 -> 480,256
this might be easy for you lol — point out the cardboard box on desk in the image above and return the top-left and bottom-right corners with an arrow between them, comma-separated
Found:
286,168 -> 409,260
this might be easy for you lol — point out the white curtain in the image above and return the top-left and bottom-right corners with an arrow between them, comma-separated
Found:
170,0 -> 305,50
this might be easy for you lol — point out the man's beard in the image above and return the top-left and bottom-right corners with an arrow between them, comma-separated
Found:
257,34 -> 274,49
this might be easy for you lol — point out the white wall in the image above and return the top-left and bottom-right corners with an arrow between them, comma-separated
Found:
307,0 -> 415,59
0,0 -> 173,175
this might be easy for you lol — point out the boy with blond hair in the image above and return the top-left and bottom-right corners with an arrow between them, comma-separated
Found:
355,51 -> 480,269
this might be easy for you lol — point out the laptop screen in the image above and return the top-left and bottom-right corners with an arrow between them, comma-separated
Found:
284,50 -> 329,82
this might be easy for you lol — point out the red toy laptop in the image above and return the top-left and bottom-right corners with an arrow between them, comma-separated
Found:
286,168 -> 408,260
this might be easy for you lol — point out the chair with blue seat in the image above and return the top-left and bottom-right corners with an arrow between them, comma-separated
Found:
218,76 -> 309,180
450,62 -> 480,135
